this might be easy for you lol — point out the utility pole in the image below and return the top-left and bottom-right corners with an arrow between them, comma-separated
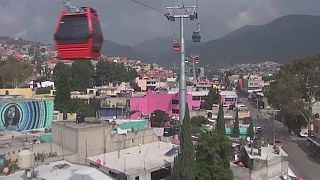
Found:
192,55 -> 196,81
305,76 -> 320,137
269,109 -> 280,145
165,5 -> 198,125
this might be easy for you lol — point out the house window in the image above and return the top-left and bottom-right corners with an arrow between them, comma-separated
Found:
192,96 -> 201,100
316,125 -> 319,133
172,109 -> 179,114
89,90 -> 94,94
109,171 -> 118,178
172,99 -> 179,104
225,98 -> 236,102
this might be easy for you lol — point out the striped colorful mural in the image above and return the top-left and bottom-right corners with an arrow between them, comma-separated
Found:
0,100 -> 54,131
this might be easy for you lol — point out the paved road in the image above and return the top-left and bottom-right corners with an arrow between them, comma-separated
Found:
241,98 -> 320,180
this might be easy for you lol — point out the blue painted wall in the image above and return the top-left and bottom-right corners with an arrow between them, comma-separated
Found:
0,100 -> 54,131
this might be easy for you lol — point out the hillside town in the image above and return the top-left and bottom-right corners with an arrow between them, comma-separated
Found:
1,1 -> 320,180
2,36 -> 316,180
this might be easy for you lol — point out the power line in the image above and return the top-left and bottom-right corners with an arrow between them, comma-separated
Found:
130,0 -> 179,41
181,0 -> 185,7
170,22 -> 177,40
186,19 -> 191,38
130,0 -> 165,15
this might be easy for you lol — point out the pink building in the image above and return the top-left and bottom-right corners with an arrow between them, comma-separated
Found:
194,79 -> 214,90
220,91 -> 238,106
130,90 -> 203,119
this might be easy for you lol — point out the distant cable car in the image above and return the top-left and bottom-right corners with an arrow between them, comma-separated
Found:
192,31 -> 201,43
54,1 -> 103,60
192,23 -> 201,43
172,42 -> 181,52
194,55 -> 200,64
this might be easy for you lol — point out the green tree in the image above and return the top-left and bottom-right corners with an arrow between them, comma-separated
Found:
202,87 -> 220,110
268,55 -> 320,132
191,116 -> 208,134
53,62 -> 71,115
35,87 -> 52,95
216,103 -> 226,135
71,61 -> 94,92
195,131 -> 233,180
69,99 -> 97,117
0,56 -> 32,88
173,105 -> 195,180
150,110 -> 170,127
247,120 -> 255,140
191,116 -> 207,127
129,81 -> 141,92
233,108 -> 240,138
0,74 -> 3,88
95,61 -> 137,86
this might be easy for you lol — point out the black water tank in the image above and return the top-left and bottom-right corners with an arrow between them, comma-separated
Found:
76,115 -> 84,123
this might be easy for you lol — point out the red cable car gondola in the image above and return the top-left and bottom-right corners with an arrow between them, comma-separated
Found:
195,56 -> 200,64
172,42 -> 181,52
54,6 -> 103,60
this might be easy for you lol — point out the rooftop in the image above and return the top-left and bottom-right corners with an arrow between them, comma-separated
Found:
0,97 -> 54,103
53,119 -> 111,129
244,145 -> 288,160
87,141 -> 176,175
220,91 -> 237,97
0,160 -> 113,180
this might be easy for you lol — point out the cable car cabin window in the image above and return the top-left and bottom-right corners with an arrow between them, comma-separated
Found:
55,16 -> 89,44
92,18 -> 103,51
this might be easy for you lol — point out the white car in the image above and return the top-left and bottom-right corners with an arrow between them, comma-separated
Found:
299,132 -> 308,138
280,172 -> 288,180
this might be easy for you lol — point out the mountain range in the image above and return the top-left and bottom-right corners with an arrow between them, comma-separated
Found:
101,14 -> 320,67
2,14 -> 319,67
185,14 -> 320,66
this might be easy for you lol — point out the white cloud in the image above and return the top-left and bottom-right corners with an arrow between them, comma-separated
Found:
227,0 -> 280,31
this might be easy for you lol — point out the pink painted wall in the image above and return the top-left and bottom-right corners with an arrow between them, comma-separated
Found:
130,91 -> 201,118
220,95 -> 237,106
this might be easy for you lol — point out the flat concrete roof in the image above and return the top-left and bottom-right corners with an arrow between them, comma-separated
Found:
0,131 -> 25,140
220,91 -> 238,97
1,160 -> 113,180
53,120 -> 111,129
0,97 -> 54,103
87,141 -> 176,175
244,145 -> 288,160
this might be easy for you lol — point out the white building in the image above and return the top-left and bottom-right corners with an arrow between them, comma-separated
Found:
1,160 -> 113,180
29,80 -> 54,89
87,141 -> 177,180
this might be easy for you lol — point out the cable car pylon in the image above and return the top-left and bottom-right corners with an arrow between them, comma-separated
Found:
165,5 -> 198,125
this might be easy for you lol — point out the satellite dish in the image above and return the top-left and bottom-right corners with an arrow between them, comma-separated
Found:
96,159 -> 101,166
246,136 -> 250,142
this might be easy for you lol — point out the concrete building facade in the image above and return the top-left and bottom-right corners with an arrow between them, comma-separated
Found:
52,121 -> 158,164
220,91 -> 238,106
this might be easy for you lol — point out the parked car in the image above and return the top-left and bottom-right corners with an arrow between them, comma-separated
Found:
280,172 -> 288,180
299,132 -> 308,138
275,139 -> 283,147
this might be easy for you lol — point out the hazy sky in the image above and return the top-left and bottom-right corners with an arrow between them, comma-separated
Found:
0,0 -> 320,45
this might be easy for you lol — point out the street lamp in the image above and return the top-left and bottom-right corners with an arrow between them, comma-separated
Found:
268,109 -> 281,145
